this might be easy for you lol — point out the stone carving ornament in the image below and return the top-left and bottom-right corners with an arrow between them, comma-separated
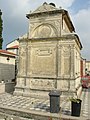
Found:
31,24 -> 57,38
19,46 -> 26,75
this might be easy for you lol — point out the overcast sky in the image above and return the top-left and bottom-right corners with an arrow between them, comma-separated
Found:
0,0 -> 90,60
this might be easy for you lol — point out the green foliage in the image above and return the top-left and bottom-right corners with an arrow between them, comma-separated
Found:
69,97 -> 81,103
0,9 -> 3,49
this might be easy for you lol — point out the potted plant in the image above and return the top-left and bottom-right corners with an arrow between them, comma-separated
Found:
69,97 -> 82,117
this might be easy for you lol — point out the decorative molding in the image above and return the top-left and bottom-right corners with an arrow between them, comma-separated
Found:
30,79 -> 55,90
36,48 -> 52,56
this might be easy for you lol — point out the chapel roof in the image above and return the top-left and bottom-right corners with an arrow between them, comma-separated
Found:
26,2 -> 75,32
32,2 -> 58,13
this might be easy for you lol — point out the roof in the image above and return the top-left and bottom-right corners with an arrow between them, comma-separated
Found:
6,39 -> 18,46
0,50 -> 16,56
26,2 -> 59,18
6,45 -> 19,49
32,2 -> 58,13
26,2 -> 75,32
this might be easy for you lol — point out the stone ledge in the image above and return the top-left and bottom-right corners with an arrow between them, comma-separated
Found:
0,105 -> 85,120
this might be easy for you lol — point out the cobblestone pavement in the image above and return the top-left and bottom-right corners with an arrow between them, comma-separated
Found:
0,89 -> 89,120
0,93 -> 50,112
59,89 -> 89,119
81,89 -> 88,118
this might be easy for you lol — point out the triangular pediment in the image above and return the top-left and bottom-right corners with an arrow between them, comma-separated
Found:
32,2 -> 58,13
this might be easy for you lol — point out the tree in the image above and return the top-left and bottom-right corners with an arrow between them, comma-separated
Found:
0,9 -> 3,49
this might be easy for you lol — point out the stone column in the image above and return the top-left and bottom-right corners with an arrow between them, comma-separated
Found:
70,45 -> 75,78
69,45 -> 75,91
58,44 -> 62,77
16,41 -> 27,87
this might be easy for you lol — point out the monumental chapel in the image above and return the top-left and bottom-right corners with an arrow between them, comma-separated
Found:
14,2 -> 82,98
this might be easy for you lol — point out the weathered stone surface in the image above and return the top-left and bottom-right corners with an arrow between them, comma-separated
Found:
14,3 -> 82,98
0,63 -> 15,83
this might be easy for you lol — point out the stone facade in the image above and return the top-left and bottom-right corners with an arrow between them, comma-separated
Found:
0,50 -> 15,83
14,3 -> 82,98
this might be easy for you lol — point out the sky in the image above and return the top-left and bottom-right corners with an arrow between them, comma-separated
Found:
0,0 -> 90,60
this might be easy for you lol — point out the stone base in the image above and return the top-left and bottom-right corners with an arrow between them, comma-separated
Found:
14,86 -> 50,99
14,87 -> 82,100
0,106 -> 83,120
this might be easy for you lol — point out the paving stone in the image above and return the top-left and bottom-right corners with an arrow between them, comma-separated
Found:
0,91 -> 89,119
29,107 -> 34,110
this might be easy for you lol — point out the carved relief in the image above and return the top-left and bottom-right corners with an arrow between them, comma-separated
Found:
31,24 -> 57,38
36,48 -> 52,56
30,46 -> 56,77
30,79 -> 55,90
63,46 -> 70,56
30,23 -> 34,31
30,23 -> 38,33
30,18 -> 61,38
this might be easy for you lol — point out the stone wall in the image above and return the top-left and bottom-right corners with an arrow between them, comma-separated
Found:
0,82 -> 15,93
0,63 -> 15,82
0,54 -> 15,83
15,35 -> 82,98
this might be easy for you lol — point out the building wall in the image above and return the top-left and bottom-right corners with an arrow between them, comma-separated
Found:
86,61 -> 90,75
7,49 -> 18,55
6,40 -> 19,55
74,45 -> 81,78
6,40 -> 19,79
83,59 -> 86,76
6,40 -> 19,48
0,55 -> 15,83
15,35 -> 82,98
80,58 -> 86,77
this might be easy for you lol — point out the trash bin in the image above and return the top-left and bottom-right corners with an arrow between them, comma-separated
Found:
49,90 -> 61,113
71,99 -> 82,117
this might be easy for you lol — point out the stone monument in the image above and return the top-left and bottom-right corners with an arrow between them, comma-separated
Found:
14,2 -> 82,98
